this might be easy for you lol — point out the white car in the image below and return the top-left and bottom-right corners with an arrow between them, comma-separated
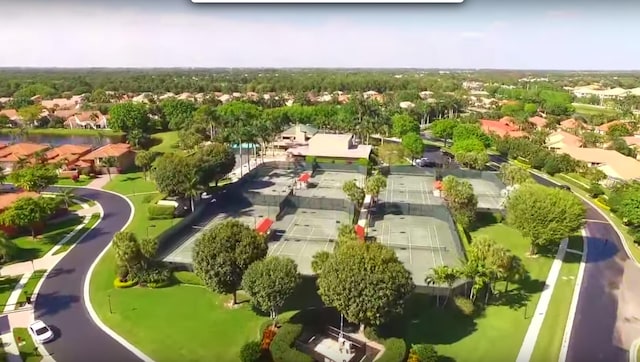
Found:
28,320 -> 54,343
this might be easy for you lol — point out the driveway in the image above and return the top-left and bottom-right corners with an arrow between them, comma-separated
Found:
490,155 -> 638,362
34,188 -> 141,362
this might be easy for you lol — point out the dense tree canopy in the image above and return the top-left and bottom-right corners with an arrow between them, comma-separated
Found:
505,183 -> 585,255
317,242 -> 414,328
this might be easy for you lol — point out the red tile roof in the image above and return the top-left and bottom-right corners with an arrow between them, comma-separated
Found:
480,119 -> 527,138
529,116 -> 548,128
0,191 -> 40,211
81,143 -> 131,160
0,143 -> 49,161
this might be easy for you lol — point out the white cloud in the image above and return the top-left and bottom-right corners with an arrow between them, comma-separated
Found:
459,31 -> 485,39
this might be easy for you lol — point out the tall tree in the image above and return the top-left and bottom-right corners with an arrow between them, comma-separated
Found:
0,197 -> 58,238
160,99 -> 197,130
505,183 -> 585,255
192,219 -> 268,305
9,164 -> 58,192
391,114 -> 420,138
152,153 -> 198,197
241,256 -> 301,321
498,163 -> 532,186
134,150 -> 157,180
342,179 -> 365,208
108,102 -> 152,135
112,231 -> 143,272
195,143 -> 236,187
425,265 -> 459,307
317,242 -> 414,331
429,118 -> 458,146
364,174 -> 388,204
442,176 -> 478,229
217,101 -> 261,177
401,132 -> 425,161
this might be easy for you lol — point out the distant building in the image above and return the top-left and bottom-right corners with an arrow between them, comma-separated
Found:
480,117 -> 527,138
286,133 -> 372,161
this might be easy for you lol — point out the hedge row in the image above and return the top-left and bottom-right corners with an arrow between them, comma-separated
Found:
269,323 -> 313,362
148,204 -> 175,220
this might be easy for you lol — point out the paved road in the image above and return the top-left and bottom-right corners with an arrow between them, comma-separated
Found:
34,188 -> 141,362
490,155 -> 632,362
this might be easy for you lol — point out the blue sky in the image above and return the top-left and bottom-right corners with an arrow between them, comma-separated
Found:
1,0 -> 638,70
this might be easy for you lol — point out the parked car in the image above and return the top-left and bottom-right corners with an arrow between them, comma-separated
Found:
556,184 -> 571,191
28,320 -> 54,343
414,158 -> 437,168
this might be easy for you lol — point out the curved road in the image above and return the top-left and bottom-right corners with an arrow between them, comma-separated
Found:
34,188 -> 141,362
491,155 -> 638,362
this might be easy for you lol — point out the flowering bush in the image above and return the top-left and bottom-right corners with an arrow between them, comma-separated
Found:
71,173 -> 80,182
113,277 -> 136,288
260,326 -> 277,350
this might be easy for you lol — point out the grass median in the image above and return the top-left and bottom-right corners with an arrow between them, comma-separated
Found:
530,234 -> 584,362
12,216 -> 84,262
17,270 -> 47,307
53,214 -> 101,255
12,328 -> 42,362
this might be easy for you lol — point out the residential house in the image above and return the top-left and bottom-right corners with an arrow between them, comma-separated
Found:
419,91 -> 434,99
40,98 -> 80,110
559,118 -> 591,132
0,191 -> 41,236
132,93 -> 154,103
399,101 -> 415,109
45,144 -> 93,174
545,130 -> 584,150
53,109 -> 78,120
286,133 -> 372,162
0,97 -> 12,105
337,95 -> 350,104
480,117 -> 527,138
622,135 -> 640,160
0,143 -> 50,170
556,146 -> 640,183
595,120 -> 631,135
0,109 -> 20,124
64,111 -> 108,129
80,143 -> 135,171
529,116 -> 548,130
274,124 -> 319,150
218,94 -> 233,103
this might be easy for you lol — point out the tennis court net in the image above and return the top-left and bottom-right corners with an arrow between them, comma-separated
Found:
381,242 -> 448,252
274,232 -> 337,243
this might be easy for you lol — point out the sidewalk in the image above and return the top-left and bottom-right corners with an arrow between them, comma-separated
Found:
86,175 -> 112,189
515,238 -> 569,362
0,199 -> 99,362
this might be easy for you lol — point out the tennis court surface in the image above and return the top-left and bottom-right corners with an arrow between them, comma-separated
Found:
380,174 -> 442,205
467,176 -> 506,211
269,208 -> 350,275
368,205 -> 464,287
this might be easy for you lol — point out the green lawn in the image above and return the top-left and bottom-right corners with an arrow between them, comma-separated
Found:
17,270 -> 47,306
56,176 -> 93,187
53,214 -> 101,255
12,216 -> 84,262
530,251 -> 582,362
12,328 -> 42,362
572,103 -> 619,116
150,131 -> 180,154
103,172 -> 159,195
68,202 -> 83,211
379,213 -> 555,361
0,276 -> 22,309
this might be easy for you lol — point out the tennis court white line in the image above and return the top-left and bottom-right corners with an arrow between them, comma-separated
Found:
419,178 -> 427,205
407,229 -> 413,264
272,214 -> 298,255
297,226 -> 312,259
433,224 -> 445,265
427,225 -> 437,268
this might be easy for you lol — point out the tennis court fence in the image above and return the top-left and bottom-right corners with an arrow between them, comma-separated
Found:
381,242 -> 449,252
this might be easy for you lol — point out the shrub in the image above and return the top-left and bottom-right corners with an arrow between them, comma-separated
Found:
588,182 -> 605,198
492,212 -> 504,223
269,323 -> 312,362
147,204 -> 175,220
364,326 -> 383,343
71,173 -> 79,182
115,264 -> 129,279
409,344 -> 439,362
304,156 -> 316,164
357,158 -> 370,166
596,195 -> 610,210
240,341 -> 263,362
453,296 -> 475,316
113,277 -> 136,288
376,338 -> 407,362
130,263 -> 171,285
147,280 -> 170,289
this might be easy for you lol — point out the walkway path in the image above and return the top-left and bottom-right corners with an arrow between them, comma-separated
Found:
515,238 -> 569,362
0,200 -> 99,362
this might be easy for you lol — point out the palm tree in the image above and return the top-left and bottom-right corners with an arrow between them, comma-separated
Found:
185,174 -> 202,213
100,156 -> 118,180
14,157 -> 29,171
57,188 -> 75,209
32,150 -> 47,165
425,265 -> 460,307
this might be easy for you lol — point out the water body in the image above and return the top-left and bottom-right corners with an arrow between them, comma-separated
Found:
0,134 -> 123,147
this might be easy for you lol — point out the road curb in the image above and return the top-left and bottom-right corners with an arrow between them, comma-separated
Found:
81,187 -> 154,362
630,338 -> 640,362
39,185 -> 154,362
558,228 -> 588,362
